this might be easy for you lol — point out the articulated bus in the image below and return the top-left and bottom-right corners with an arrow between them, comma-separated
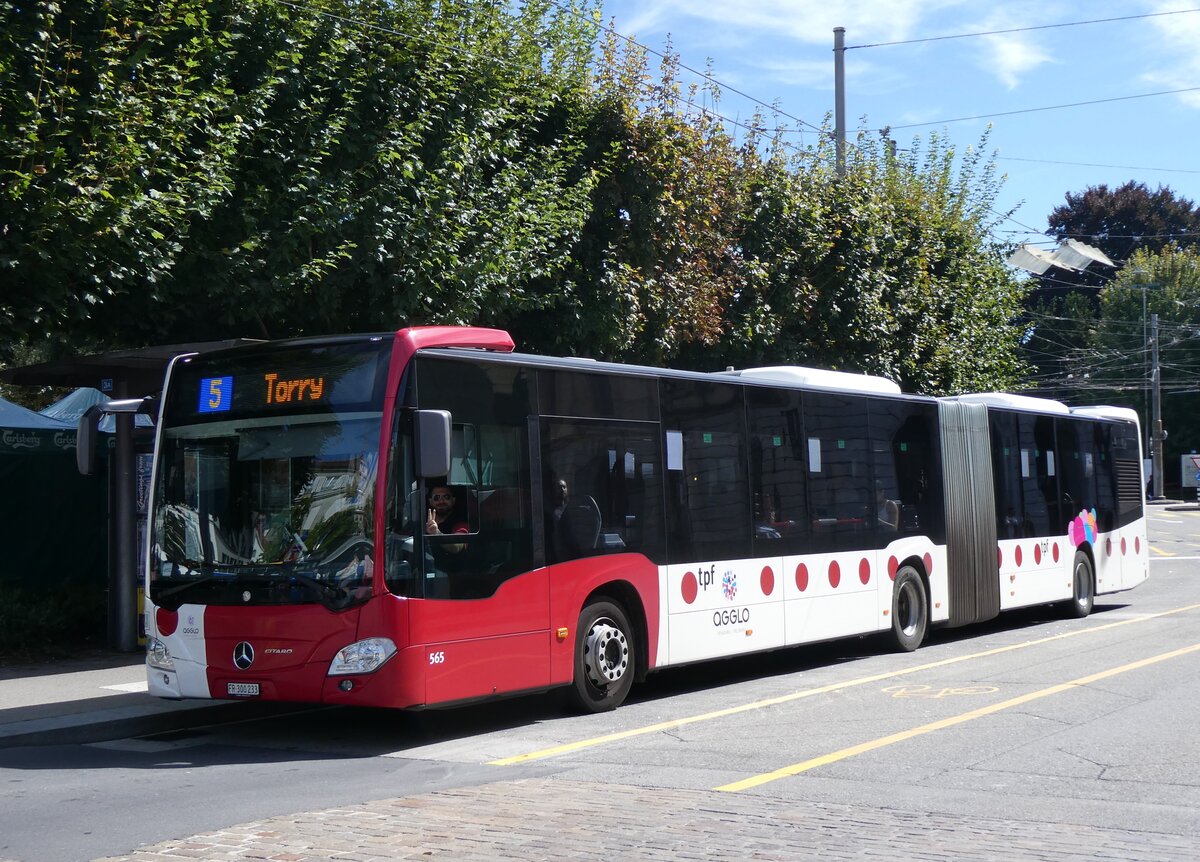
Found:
141,326 -> 1147,712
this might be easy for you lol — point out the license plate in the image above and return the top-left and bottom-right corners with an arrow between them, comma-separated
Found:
226,682 -> 260,697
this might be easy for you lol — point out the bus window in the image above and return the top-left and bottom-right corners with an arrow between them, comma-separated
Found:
1017,413 -> 1056,535
989,410 -> 1026,538
748,387 -> 808,556
661,379 -> 750,563
805,392 -> 870,552
540,419 -> 664,564
1057,418 -> 1097,523
871,400 -> 943,544
411,357 -> 535,598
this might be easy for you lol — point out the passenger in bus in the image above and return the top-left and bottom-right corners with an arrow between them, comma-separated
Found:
544,474 -> 570,563
876,482 -> 900,531
425,484 -> 469,553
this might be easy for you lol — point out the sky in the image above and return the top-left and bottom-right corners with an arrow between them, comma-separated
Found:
596,0 -> 1200,255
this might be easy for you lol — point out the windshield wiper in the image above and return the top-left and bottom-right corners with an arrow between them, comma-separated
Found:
286,572 -> 349,608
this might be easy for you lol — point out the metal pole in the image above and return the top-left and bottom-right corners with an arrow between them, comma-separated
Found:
1151,313 -> 1164,500
834,27 -> 846,176
1142,283 -> 1149,457
113,410 -> 138,651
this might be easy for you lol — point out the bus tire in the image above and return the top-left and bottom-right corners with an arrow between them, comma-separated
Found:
890,566 -> 928,652
569,600 -> 635,713
1065,551 -> 1094,618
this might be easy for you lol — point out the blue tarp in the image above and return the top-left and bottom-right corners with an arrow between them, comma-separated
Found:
39,387 -> 152,432
38,387 -> 107,425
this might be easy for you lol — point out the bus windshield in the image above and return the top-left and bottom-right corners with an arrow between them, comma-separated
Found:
150,340 -> 389,610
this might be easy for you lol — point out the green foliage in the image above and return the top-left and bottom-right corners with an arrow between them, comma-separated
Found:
2,0 -> 1028,396
1092,247 -> 1200,484
1,0 -> 602,351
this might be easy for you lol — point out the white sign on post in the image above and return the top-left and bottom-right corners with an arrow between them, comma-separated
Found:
1183,454 -> 1200,489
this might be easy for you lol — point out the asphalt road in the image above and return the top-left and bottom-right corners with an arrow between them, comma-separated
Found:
1,504 -> 1197,861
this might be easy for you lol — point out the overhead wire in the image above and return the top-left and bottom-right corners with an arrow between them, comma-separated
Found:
846,8 -> 1200,49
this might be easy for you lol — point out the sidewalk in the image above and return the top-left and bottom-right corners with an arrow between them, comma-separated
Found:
0,651 -> 267,748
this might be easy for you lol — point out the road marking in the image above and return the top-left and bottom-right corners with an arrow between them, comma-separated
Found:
1150,546 -> 1175,557
883,684 -> 998,699
715,642 -> 1200,792
488,603 -> 1200,766
1153,555 -> 1200,561
102,681 -> 149,693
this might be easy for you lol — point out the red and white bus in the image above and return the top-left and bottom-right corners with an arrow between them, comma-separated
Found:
141,326 -> 1148,712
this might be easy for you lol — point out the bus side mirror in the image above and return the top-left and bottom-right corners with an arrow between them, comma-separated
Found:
415,409 -> 452,478
77,404 -> 104,476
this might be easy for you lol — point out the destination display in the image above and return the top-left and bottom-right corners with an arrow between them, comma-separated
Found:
167,340 -> 391,423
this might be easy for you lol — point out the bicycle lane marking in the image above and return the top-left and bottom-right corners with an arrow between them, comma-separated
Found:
488,603 -> 1200,767
715,641 -> 1200,793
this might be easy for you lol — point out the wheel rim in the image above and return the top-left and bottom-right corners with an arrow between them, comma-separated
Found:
897,577 -> 921,637
583,617 -> 629,688
1074,560 -> 1091,607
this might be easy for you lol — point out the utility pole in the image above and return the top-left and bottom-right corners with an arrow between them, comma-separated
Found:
1151,313 -> 1164,499
834,27 -> 846,176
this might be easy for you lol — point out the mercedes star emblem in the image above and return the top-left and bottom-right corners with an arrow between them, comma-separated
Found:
233,641 -> 255,670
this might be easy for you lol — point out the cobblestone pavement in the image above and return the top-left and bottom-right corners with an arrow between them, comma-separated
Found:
91,778 -> 1199,861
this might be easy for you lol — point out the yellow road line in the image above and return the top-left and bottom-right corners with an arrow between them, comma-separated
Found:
715,642 -> 1200,792
1150,546 -> 1175,557
488,603 -> 1200,766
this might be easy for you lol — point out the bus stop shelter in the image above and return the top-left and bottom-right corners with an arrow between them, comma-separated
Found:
0,340 -> 259,651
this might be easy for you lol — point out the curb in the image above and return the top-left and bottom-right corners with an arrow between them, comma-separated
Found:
0,699 -> 309,749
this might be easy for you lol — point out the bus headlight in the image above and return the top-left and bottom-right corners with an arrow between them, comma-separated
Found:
328,637 -> 397,676
146,638 -> 175,671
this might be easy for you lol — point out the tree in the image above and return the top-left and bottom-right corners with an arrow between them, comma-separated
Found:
1,0 -> 603,356
1021,181 -> 1200,397
1048,181 -> 1200,263
1088,247 -> 1200,488
4,0 -> 1031,398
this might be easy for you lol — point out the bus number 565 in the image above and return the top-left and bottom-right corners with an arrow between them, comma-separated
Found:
429,651 -> 446,665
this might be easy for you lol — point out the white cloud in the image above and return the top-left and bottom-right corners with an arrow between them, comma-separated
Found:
1144,1 -> 1200,110
612,1 -> 969,46
980,32 -> 1055,90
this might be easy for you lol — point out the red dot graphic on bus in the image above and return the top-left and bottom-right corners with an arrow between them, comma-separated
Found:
923,552 -> 933,574
1135,537 -> 1141,554
1106,538 -> 1113,557
682,571 -> 698,604
888,556 -> 899,580
156,607 -> 178,637
997,547 -> 1003,568
1121,537 -> 1127,555
1015,546 -> 1023,567
828,560 -> 841,588
859,558 -> 871,585
795,563 -> 809,592
1053,543 -> 1060,563
1034,544 -> 1042,565
761,566 -> 775,596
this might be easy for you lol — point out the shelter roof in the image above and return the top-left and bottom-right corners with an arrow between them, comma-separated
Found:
0,339 -> 262,395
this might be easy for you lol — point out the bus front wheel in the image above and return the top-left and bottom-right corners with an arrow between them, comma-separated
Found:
890,566 -> 928,652
569,600 -> 635,713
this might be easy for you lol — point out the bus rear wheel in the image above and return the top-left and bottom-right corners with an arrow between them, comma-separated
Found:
1065,551 -> 1094,618
569,600 -> 635,713
890,566 -> 928,652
